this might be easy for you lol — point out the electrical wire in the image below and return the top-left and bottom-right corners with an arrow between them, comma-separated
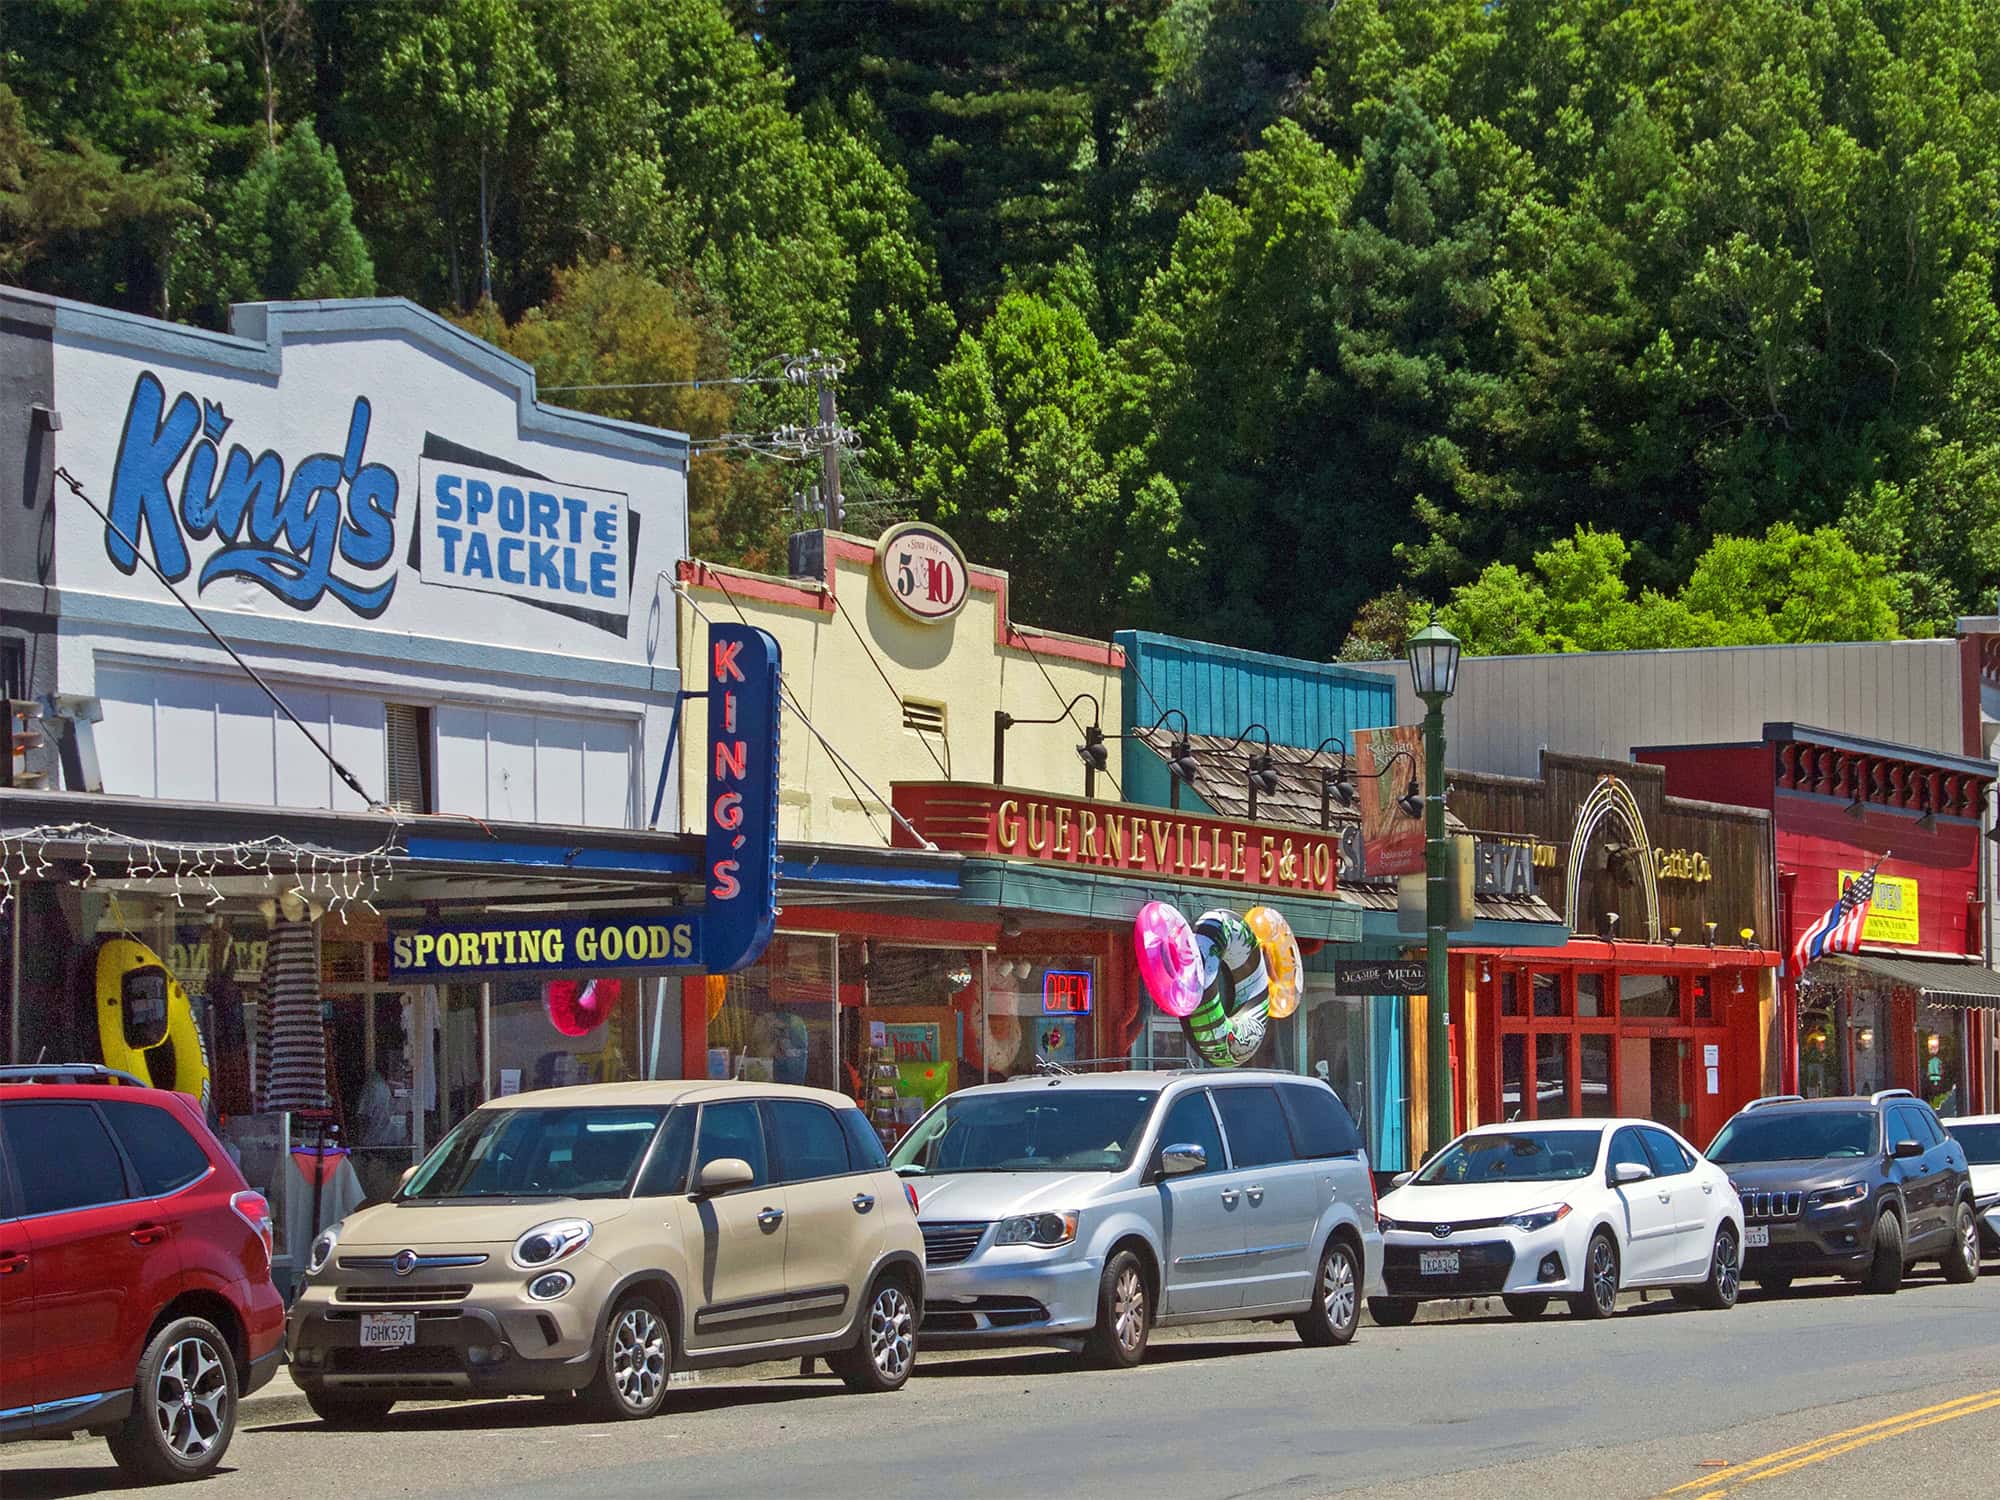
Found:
1005,623 -> 1122,799
829,591 -> 953,781
52,466 -> 383,811
673,573 -> 935,851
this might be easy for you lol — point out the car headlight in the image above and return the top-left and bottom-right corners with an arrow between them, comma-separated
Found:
510,1218 -> 593,1270
306,1226 -> 339,1277
1377,1216 -> 1405,1234
1806,1183 -> 1868,1210
993,1212 -> 1079,1248
1505,1203 -> 1572,1232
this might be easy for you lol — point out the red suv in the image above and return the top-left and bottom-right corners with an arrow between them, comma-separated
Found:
0,1065 -> 285,1481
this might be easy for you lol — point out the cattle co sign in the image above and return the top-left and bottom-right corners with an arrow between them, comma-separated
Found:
874,521 -> 969,623
890,784 -> 1341,898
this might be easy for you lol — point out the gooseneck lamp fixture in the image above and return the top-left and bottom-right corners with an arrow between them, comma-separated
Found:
1120,708 -> 1199,809
993,692 -> 1105,798
1405,615 -> 1461,1162
1305,736 -> 1361,828
1221,723 -> 1281,821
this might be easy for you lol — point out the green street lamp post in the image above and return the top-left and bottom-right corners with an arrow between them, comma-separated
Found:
1405,619 -> 1462,1157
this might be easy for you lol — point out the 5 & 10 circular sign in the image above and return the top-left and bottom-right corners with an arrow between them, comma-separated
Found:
874,522 -> 970,623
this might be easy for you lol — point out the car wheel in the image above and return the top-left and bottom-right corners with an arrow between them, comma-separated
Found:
1367,1296 -> 1419,1327
1502,1294 -> 1549,1320
1082,1249 -> 1152,1368
1697,1223 -> 1741,1310
581,1293 -> 673,1420
828,1274 -> 918,1393
1568,1233 -> 1620,1319
105,1316 -> 238,1483
1297,1238 -> 1362,1347
1756,1273 -> 1794,1295
1941,1202 -> 1981,1285
1862,1210 -> 1904,1294
302,1389 -> 396,1427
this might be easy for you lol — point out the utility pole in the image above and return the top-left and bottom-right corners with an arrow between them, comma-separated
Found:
815,367 -> 843,531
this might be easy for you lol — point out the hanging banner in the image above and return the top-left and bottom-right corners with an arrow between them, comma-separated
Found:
700,622 -> 782,972
1357,724 -> 1426,877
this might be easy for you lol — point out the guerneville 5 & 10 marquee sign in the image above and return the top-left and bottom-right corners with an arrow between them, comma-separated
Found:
389,623 -> 782,979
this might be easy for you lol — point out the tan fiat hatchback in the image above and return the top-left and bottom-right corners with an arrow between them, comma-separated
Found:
287,1081 -> 924,1422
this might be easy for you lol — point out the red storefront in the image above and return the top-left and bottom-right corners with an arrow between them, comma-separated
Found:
1640,724 -> 1997,1114
1449,754 -> 1781,1148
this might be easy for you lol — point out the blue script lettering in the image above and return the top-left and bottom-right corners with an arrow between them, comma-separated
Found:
104,371 -> 400,617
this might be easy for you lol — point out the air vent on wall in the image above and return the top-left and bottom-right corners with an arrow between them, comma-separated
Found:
902,699 -> 946,738
384,703 -> 434,814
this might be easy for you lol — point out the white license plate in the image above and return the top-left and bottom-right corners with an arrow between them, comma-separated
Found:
1419,1249 -> 1460,1276
1744,1226 -> 1769,1249
359,1313 -> 416,1349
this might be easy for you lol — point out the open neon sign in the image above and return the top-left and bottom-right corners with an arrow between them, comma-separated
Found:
1042,969 -> 1092,1015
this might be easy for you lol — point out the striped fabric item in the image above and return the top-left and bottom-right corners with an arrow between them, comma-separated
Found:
253,987 -> 275,1112
1789,858 -> 1881,977
263,915 -> 327,1111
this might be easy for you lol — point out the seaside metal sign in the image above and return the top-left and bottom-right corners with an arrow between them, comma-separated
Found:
389,622 -> 781,979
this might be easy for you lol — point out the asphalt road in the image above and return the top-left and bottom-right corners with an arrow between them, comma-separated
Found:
7,1273 -> 1997,1500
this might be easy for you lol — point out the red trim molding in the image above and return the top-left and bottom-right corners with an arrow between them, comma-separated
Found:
678,535 -> 1125,669
1458,940 -> 1781,970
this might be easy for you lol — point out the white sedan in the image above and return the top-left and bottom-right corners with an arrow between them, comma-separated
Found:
1942,1114 -> 2000,1258
1371,1118 -> 1745,1323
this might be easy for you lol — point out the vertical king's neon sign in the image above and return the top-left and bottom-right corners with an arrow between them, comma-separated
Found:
700,623 -> 781,972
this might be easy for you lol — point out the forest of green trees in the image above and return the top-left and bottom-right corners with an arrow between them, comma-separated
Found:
4,1 -> 1996,658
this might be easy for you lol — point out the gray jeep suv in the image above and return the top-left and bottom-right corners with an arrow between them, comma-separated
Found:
889,1070 -> 1383,1366
1706,1089 -> 1981,1294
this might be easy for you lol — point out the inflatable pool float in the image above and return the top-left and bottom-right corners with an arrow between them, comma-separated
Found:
1134,902 -> 1204,1018
1184,909 -> 1270,1067
1245,907 -> 1304,1020
545,977 -> 621,1037
96,937 -> 211,1108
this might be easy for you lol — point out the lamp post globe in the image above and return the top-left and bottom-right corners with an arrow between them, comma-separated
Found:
1405,619 -> 1460,1162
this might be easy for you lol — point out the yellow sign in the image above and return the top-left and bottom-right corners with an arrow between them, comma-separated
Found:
1840,869 -> 1919,946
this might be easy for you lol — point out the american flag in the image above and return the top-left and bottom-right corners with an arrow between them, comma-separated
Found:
1789,858 -> 1882,976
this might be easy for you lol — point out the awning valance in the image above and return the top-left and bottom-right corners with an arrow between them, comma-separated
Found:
1819,953 -> 2000,1012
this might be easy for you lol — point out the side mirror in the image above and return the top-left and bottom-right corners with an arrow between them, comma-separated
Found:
1612,1160 -> 1653,1185
692,1157 -> 756,1196
1891,1138 -> 1924,1160
1390,1171 -> 1415,1190
1159,1143 -> 1208,1178
398,1164 -> 419,1189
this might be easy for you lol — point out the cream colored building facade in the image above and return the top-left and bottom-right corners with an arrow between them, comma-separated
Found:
672,529 -> 1124,846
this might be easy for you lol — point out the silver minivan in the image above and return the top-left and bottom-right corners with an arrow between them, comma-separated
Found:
889,1070 -> 1384,1366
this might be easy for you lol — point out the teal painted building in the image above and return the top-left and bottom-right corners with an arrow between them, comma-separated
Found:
1113,632 -> 1563,1170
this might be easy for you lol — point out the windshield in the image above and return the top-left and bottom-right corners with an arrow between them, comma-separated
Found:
1707,1110 -> 1878,1164
401,1106 -> 666,1200
1414,1130 -> 1602,1185
889,1090 -> 1157,1174
1948,1122 -> 2000,1165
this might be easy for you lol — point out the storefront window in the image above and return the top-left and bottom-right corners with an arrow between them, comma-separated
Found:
987,956 -> 1098,1079
1619,973 -> 1680,1020
1499,971 -> 1522,1017
1534,1034 -> 1572,1116
1847,989 -> 1888,1095
491,972 -> 642,1095
1576,973 -> 1606,1019
709,934 -> 836,1090
1303,988 -> 1370,1153
1690,974 -> 1713,1021
1579,1035 -> 1613,1117
1532,972 -> 1564,1017
1501,1034 -> 1526,1120
1798,993 -> 1842,1097
1915,1001 -> 1967,1115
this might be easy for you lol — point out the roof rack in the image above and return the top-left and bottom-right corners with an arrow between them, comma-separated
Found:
1870,1088 -> 1916,1104
0,1063 -> 149,1088
1741,1094 -> 1806,1111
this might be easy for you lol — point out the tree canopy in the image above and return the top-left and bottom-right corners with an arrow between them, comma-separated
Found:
3,0 -> 1994,648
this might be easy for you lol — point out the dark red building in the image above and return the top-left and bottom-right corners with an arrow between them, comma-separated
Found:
1640,724 -> 1998,1114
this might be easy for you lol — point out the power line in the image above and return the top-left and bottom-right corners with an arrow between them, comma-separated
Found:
829,591 -> 952,781
52,466 -> 382,810
1006,622 -> 1122,799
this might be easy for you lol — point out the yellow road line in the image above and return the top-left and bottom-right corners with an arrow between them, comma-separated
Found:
1686,1394 -> 2000,1495
1657,1387 -> 2000,1496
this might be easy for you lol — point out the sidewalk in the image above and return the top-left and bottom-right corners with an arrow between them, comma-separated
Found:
241,1291 -> 1666,1419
